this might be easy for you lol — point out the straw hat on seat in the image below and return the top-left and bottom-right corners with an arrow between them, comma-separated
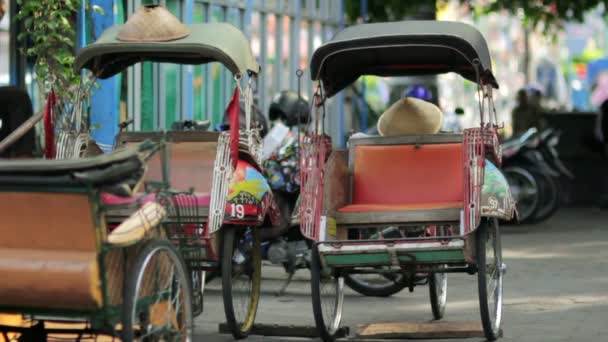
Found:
377,97 -> 443,136
117,5 -> 189,42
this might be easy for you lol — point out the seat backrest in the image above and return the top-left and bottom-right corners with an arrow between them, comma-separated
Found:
351,138 -> 463,206
0,191 -> 102,310
0,192 -> 97,250
119,132 -> 219,193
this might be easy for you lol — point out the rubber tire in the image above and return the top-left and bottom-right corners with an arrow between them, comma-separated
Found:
122,239 -> 193,342
429,270 -> 447,320
476,219 -> 503,342
311,244 -> 343,342
530,171 -> 560,223
344,272 -> 408,297
191,270 -> 204,317
221,226 -> 261,340
503,166 -> 540,224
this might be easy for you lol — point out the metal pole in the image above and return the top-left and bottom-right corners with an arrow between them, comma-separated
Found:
336,0 -> 345,147
359,0 -> 367,132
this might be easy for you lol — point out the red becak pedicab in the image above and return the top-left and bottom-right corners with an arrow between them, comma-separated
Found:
72,5 -> 284,339
299,21 -> 516,342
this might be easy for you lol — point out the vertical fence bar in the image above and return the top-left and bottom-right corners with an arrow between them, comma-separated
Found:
133,0 -> 142,130
182,0 -> 194,120
203,2 -> 213,126
260,0 -> 269,117
359,0 -> 367,132
158,0 -> 167,129
320,0 -> 328,43
275,1 -> 283,92
288,0 -> 299,91
306,0 -> 314,98
126,1 -> 134,130
221,5 -> 229,111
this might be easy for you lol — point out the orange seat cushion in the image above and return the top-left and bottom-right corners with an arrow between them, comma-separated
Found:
338,201 -> 463,213
352,143 -> 463,206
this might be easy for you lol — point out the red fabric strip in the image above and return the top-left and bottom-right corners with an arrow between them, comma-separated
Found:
43,90 -> 57,159
227,87 -> 240,169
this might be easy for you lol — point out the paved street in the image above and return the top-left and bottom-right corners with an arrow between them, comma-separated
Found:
195,209 -> 608,341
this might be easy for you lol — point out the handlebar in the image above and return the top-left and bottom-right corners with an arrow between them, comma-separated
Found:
118,119 -> 134,130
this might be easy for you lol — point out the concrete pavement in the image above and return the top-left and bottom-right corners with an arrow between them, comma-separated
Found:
195,209 -> 608,341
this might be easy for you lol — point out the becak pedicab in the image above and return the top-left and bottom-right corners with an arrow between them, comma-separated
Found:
300,21 -> 516,342
72,5 -> 284,339
0,139 -> 194,341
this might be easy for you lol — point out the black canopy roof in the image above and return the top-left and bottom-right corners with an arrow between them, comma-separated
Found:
310,21 -> 498,97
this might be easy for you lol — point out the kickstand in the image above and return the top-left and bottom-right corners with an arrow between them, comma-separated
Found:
275,271 -> 295,297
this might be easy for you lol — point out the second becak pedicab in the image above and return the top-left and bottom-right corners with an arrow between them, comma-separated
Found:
74,5 -> 284,339
300,20 -> 516,341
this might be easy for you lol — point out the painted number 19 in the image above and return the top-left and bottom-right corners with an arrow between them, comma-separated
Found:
230,204 -> 245,218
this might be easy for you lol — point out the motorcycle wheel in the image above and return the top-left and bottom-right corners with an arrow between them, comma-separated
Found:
530,171 -> 560,223
503,167 -> 540,224
344,271 -> 409,297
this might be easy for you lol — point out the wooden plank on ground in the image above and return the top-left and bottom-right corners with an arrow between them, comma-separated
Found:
356,321 -> 501,339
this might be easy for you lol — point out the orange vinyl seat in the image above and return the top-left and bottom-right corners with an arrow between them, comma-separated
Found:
336,142 -> 464,224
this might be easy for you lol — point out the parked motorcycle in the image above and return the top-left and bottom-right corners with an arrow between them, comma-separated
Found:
502,127 -> 571,224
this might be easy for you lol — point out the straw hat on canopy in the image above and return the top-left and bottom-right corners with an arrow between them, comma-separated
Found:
117,4 -> 189,42
376,97 -> 444,136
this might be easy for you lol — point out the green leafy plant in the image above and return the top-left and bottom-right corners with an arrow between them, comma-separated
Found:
15,0 -> 103,103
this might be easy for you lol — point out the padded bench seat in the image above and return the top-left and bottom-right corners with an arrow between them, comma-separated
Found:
337,136 -> 464,226
103,192 -> 211,223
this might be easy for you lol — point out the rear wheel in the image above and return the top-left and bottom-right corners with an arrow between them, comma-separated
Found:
503,167 -> 539,223
221,226 -> 261,339
122,239 -> 193,342
476,219 -> 504,341
311,244 -> 345,342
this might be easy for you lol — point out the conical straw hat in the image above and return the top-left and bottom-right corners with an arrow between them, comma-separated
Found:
117,5 -> 189,42
377,97 -> 443,136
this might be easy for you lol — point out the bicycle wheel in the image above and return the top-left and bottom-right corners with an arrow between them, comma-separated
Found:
122,239 -> 193,342
429,266 -> 447,320
310,244 -> 344,342
221,226 -> 261,339
476,218 -> 504,341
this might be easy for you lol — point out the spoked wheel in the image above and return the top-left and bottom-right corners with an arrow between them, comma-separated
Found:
429,265 -> 447,320
310,244 -> 345,342
476,219 -> 504,341
221,226 -> 261,340
503,167 -> 539,223
122,239 -> 193,342
344,270 -> 408,297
